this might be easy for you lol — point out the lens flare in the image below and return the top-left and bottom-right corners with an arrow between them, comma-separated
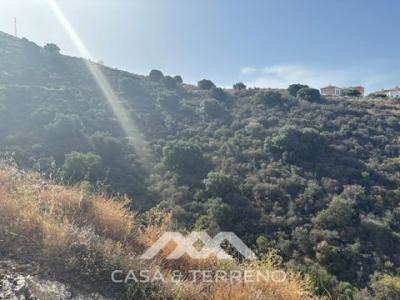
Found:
47,0 -> 153,169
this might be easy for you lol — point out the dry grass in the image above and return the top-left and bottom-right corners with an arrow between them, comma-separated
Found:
0,165 -> 317,300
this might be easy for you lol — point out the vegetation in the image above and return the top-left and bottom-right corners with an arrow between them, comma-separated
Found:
296,87 -> 321,102
342,88 -> 362,97
1,31 -> 400,298
149,69 -> 164,81
198,79 -> 216,90
288,84 -> 309,96
233,82 -> 246,90
0,165 -> 314,300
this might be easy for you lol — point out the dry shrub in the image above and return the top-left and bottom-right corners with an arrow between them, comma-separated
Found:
88,195 -> 136,242
0,190 -> 42,252
208,273 -> 313,300
171,271 -> 314,300
41,218 -> 75,259
39,186 -> 82,220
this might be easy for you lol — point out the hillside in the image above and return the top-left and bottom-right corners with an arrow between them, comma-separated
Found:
0,165 -> 314,300
1,31 -> 400,298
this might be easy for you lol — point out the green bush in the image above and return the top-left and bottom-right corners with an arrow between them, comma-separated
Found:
210,87 -> 227,101
287,84 -> 308,96
163,141 -> 208,177
371,275 -> 400,300
62,152 -> 104,184
44,43 -> 60,54
203,171 -> 235,197
162,76 -> 177,90
158,93 -> 180,111
315,196 -> 356,229
297,87 -> 321,102
174,75 -> 183,84
197,79 -> 216,90
149,69 -> 163,81
256,91 -> 282,106
342,88 -> 361,97
233,82 -> 246,90
199,99 -> 225,118
264,126 -> 328,163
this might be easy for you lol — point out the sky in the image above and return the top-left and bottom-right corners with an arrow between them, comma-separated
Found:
0,0 -> 399,93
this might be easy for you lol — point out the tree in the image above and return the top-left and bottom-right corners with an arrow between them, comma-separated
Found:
61,151 -> 104,184
174,75 -> 183,84
371,275 -> 400,300
368,92 -> 388,99
288,84 -> 308,96
44,43 -> 60,54
209,87 -> 227,101
163,141 -> 208,177
162,76 -> 177,90
315,196 -> 355,229
256,91 -> 282,106
119,77 -> 146,97
198,79 -> 216,90
45,114 -> 89,163
203,171 -> 235,197
297,87 -> 321,102
158,93 -> 180,111
204,197 -> 234,229
233,82 -> 246,90
264,126 -> 328,163
149,69 -> 164,81
342,88 -> 361,97
199,99 -> 225,118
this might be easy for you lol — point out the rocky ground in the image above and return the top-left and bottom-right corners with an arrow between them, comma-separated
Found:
0,260 -> 110,300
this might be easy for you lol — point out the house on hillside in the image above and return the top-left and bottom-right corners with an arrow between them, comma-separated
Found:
321,85 -> 343,96
377,86 -> 400,98
320,85 -> 365,97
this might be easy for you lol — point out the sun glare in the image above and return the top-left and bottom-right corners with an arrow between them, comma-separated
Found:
46,0 -> 153,169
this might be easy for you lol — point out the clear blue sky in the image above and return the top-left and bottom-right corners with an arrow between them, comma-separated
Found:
1,0 -> 399,92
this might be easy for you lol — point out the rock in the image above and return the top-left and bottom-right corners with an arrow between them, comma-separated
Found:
0,259 -> 111,300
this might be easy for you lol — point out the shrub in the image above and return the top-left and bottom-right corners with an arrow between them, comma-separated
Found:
162,76 -> 177,90
342,88 -> 362,97
204,197 -> 233,227
158,93 -> 180,111
119,77 -> 146,97
210,87 -> 227,101
198,79 -> 216,90
174,75 -> 183,84
233,82 -> 246,90
61,152 -> 104,184
314,196 -> 356,229
297,87 -> 321,102
287,84 -> 308,96
44,43 -> 60,54
163,141 -> 207,177
264,126 -> 328,163
203,171 -> 235,197
256,91 -> 283,106
199,99 -> 225,118
371,275 -> 400,300
368,92 -> 388,99
149,69 -> 164,81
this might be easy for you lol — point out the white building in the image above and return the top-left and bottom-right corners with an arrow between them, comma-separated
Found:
387,87 -> 400,98
378,86 -> 400,98
320,85 -> 343,96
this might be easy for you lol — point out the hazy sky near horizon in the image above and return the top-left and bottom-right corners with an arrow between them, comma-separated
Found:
1,0 -> 399,92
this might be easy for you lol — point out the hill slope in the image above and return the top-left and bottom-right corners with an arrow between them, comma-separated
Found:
1,31 -> 400,298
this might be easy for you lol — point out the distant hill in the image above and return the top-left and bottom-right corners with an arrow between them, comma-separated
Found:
0,31 -> 400,298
